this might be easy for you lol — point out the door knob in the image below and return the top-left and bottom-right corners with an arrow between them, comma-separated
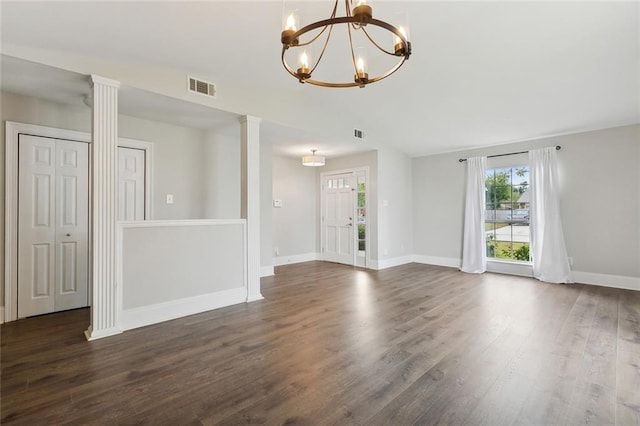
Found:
347,223 -> 352,227
66,233 -> 71,237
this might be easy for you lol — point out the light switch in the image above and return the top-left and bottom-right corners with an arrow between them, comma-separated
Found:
273,199 -> 283,208
166,194 -> 174,204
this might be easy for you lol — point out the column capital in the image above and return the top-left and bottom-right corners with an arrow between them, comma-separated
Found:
90,74 -> 121,89
238,115 -> 262,125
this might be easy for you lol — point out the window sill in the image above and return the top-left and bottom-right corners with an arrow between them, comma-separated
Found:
488,258 -> 532,266
487,259 -> 533,277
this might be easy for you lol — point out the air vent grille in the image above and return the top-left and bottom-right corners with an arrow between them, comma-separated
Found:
354,128 -> 365,140
187,76 -> 216,98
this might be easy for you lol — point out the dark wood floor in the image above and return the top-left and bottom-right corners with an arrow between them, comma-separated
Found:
2,262 -> 639,425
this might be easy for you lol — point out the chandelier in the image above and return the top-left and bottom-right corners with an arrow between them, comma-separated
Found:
280,0 -> 412,88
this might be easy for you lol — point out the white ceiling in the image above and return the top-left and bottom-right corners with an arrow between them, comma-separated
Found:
1,1 -> 638,158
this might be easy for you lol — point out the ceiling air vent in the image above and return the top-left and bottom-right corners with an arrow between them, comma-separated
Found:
354,128 -> 365,140
188,76 -> 216,98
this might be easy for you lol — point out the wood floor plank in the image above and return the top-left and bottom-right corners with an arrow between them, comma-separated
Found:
1,261 -> 638,425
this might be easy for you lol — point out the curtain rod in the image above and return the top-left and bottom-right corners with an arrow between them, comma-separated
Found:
458,145 -> 561,163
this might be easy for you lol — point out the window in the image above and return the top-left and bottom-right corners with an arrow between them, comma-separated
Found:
356,173 -> 366,254
485,165 -> 530,262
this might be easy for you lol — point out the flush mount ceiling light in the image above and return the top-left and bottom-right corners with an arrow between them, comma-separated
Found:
281,0 -> 412,88
302,150 -> 326,166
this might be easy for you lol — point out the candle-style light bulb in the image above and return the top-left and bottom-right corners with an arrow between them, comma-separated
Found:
296,50 -> 311,81
354,54 -> 368,86
281,11 -> 299,45
394,26 -> 409,55
285,13 -> 297,31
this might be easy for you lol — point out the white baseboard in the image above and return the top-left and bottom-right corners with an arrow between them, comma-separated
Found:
84,325 -> 122,341
572,271 -> 640,291
273,252 -> 319,267
371,255 -> 413,270
261,266 -> 274,277
411,255 -> 639,292
119,287 -> 246,331
0,306 -> 4,324
412,255 -> 461,269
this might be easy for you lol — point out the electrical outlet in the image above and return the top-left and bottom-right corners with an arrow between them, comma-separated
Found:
274,247 -> 279,256
166,194 -> 174,204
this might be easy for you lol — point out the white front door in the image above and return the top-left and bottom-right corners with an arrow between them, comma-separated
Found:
18,135 -> 89,317
118,147 -> 145,221
323,173 -> 355,265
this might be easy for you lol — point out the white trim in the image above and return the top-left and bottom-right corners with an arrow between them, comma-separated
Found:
119,287 -> 246,331
261,266 -> 275,277
0,307 -> 4,324
370,255 -> 413,270
84,325 -> 122,341
117,137 -> 154,220
90,74 -> 120,88
118,219 -> 245,228
412,255 -> 462,269
486,259 -> 534,277
572,271 -> 640,291
274,252 -> 319,266
239,115 -> 263,302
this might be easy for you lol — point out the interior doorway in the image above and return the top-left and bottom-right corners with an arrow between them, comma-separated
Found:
321,168 -> 369,267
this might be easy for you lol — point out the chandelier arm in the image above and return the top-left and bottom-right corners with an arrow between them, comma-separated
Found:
310,22 -> 335,75
295,25 -> 330,47
347,13 -> 358,75
360,26 -> 397,56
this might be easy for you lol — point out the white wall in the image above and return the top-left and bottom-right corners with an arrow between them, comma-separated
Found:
203,129 -> 241,219
272,155 -> 318,264
119,220 -> 246,330
260,141 -> 273,273
119,115 -> 206,220
413,124 -> 640,281
377,147 -> 414,266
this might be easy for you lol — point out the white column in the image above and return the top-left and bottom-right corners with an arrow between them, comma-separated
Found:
240,115 -> 263,302
85,75 -> 122,340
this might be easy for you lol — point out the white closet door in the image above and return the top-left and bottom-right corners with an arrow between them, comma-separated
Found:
54,139 -> 89,311
118,147 -> 145,221
18,135 -> 89,318
18,135 -> 57,317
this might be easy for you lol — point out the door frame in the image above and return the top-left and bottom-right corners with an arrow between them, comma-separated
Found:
4,121 -> 153,322
319,167 -> 370,267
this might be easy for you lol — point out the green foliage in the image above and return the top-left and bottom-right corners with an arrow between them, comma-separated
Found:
512,244 -> 530,261
485,168 -> 528,208
487,234 -> 530,262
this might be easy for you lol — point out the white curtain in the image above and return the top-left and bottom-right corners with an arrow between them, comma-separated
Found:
529,147 -> 572,283
461,156 -> 487,273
